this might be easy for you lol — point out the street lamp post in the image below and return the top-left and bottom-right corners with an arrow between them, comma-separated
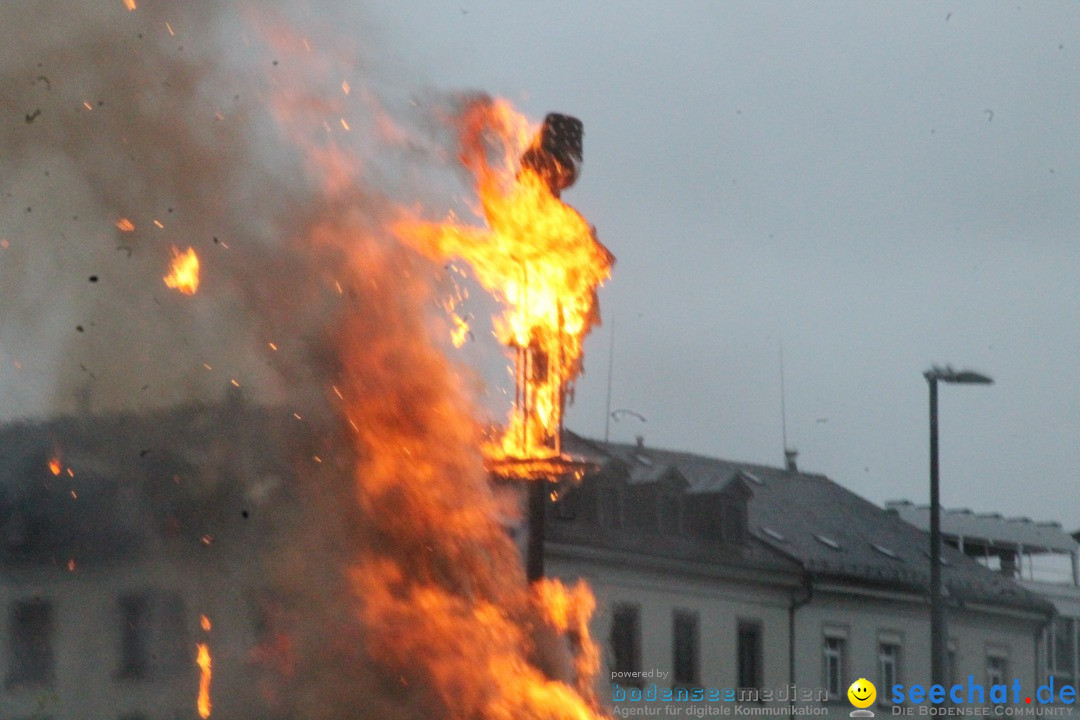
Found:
924,366 -> 993,689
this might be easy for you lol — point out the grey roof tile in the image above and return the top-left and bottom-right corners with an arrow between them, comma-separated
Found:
564,433 -> 1051,615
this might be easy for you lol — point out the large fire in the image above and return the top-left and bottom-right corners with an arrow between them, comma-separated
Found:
395,99 -> 614,464
3,2 -> 617,715
314,213 -> 609,719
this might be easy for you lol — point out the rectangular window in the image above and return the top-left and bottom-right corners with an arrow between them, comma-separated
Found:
673,610 -> 699,686
737,621 -> 763,690
598,486 -> 624,529
824,636 -> 846,698
554,487 -> 578,520
118,594 -> 151,679
658,492 -> 682,534
987,654 -> 1008,687
1050,617 -> 1076,685
878,643 -> 900,703
116,592 -> 187,680
6,599 -> 55,689
610,604 -> 641,684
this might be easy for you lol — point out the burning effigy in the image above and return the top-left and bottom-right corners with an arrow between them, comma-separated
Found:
396,102 -> 614,467
0,3 -> 611,720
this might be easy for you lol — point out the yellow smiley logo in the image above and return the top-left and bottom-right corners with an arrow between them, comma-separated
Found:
848,678 -> 877,708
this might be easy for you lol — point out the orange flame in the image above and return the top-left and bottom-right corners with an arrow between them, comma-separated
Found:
123,0 -> 136,10
318,230 -> 608,719
395,99 -> 613,462
196,642 -> 212,719
450,313 -> 471,348
535,578 -> 602,695
262,42 -> 608,714
47,457 -> 61,476
164,246 -> 200,295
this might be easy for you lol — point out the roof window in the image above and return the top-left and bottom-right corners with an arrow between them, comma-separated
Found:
739,470 -> 764,486
871,543 -> 899,559
814,534 -> 842,551
760,526 -> 785,542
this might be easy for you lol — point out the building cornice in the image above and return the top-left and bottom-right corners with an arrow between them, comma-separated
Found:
544,541 -> 803,590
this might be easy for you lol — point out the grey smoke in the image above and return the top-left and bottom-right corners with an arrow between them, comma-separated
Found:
0,4 -> 593,719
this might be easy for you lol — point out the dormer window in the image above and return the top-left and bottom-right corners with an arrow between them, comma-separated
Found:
658,490 -> 683,534
597,484 -> 624,529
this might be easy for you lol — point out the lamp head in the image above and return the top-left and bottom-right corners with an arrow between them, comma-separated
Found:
924,365 -> 993,385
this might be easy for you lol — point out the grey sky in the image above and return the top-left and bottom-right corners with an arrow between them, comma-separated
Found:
361,2 -> 1080,525
2,2 -> 1078,528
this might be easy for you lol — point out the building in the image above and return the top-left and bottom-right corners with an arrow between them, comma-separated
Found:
0,399 -> 306,720
551,435 -> 1054,710
543,435 -> 804,700
888,501 -> 1080,695
0,403 -> 1055,718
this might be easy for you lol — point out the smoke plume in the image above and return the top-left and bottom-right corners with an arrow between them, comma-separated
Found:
0,3 -> 606,719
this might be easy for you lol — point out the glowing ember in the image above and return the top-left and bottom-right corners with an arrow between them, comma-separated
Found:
164,246 -> 200,295
47,457 -> 61,476
115,217 -> 135,232
196,642 -> 212,719
395,99 -> 613,463
450,313 -> 471,348
200,614 -> 212,632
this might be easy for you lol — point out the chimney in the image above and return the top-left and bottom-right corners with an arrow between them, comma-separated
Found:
784,448 -> 798,473
635,435 -> 645,449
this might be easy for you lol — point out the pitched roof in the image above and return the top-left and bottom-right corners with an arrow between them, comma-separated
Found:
564,433 -> 1051,615
886,501 -> 1079,555
0,401 -> 300,567
551,434 -> 800,579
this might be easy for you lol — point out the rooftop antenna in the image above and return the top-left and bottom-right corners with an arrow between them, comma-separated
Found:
780,343 -> 788,453
604,315 -> 615,442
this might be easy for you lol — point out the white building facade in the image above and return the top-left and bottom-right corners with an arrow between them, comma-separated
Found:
890,501 -> 1080,706
553,436 -> 1054,714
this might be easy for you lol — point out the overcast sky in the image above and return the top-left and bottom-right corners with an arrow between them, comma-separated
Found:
3,2 -> 1078,529
355,1 -> 1080,526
